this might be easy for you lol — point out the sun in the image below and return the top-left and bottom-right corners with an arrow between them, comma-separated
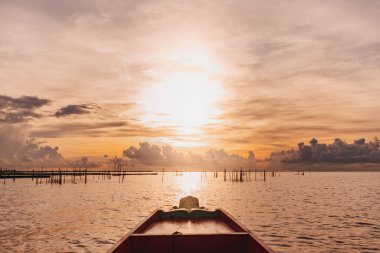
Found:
142,72 -> 222,134
140,47 -> 224,138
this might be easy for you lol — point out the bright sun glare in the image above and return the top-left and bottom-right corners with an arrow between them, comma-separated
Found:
141,47 -> 224,138
176,172 -> 201,197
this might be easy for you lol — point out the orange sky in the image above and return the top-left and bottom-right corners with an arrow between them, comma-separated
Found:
1,0 -> 380,164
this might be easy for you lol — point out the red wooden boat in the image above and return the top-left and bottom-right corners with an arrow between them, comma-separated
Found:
108,196 -> 274,253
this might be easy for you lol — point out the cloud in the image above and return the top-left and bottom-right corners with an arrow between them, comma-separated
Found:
270,137 -> 380,163
0,124 -> 62,167
31,121 -> 175,138
54,103 -> 97,117
1,0 -> 380,158
31,121 -> 127,138
0,95 -> 50,109
0,95 -> 50,123
203,93 -> 380,157
123,142 -> 256,169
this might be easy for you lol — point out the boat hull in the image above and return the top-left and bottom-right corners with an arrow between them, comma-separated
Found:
108,209 -> 274,253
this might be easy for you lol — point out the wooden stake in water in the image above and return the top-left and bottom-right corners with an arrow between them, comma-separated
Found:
59,168 -> 62,185
2,168 -> 5,184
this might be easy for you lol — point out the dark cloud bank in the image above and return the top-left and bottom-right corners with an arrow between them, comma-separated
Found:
0,95 -> 50,123
54,104 -> 97,117
0,94 -> 99,122
0,94 -> 98,123
270,137 -> 380,163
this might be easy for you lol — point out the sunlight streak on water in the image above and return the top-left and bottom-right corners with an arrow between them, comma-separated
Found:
175,172 -> 202,198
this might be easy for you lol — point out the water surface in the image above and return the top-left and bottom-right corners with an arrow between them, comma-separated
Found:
1,172 -> 379,252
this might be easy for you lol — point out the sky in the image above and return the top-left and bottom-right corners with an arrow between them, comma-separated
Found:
0,0 -> 380,168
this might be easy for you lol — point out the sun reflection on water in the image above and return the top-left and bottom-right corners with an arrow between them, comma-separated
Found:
175,172 -> 202,198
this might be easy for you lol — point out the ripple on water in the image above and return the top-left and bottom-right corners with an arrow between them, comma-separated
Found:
94,239 -> 114,245
0,172 -> 379,253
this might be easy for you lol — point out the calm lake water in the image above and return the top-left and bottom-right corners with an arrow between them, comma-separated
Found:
1,172 -> 379,253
